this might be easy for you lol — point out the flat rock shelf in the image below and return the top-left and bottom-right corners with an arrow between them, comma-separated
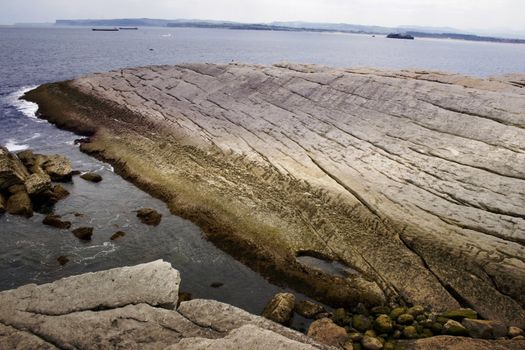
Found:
23,63 -> 525,328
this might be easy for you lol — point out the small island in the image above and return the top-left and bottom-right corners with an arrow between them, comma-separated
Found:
387,33 -> 415,40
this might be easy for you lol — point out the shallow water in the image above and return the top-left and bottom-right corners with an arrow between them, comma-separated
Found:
1,26 -> 524,324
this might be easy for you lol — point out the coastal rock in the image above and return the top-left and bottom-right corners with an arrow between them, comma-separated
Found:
353,314 -> 372,332
461,318 -> 507,339
24,173 -> 51,195
295,300 -> 325,319
361,335 -> 383,350
441,308 -> 477,320
136,207 -> 162,226
80,172 -> 103,183
374,314 -> 393,333
307,317 -> 348,348
0,146 -> 29,190
6,191 -> 33,217
262,292 -> 296,325
24,63 -> 525,327
110,230 -> 126,240
443,319 -> 469,336
50,184 -> 70,201
40,154 -> 73,182
43,214 -> 72,229
72,227 -> 93,240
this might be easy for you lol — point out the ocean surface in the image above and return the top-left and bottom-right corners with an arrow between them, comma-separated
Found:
1,26 -> 524,322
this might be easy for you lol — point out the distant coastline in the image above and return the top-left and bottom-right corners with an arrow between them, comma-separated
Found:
52,18 -> 525,44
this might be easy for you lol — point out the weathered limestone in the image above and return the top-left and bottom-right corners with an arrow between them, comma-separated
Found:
24,63 -> 525,327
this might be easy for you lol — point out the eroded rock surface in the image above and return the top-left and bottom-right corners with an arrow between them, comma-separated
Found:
0,261 -> 331,349
24,63 -> 525,327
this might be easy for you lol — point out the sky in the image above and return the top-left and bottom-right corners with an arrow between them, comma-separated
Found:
2,0 -> 525,34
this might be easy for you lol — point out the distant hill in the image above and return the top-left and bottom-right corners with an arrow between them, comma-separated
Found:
55,19 -> 525,44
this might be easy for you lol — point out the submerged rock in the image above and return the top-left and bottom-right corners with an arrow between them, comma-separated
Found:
80,172 -> 103,183
307,317 -> 348,348
72,227 -> 93,241
43,215 -> 71,229
295,300 -> 325,319
110,230 -> 126,240
6,191 -> 32,217
136,207 -> 162,226
262,292 -> 296,325
57,256 -> 69,266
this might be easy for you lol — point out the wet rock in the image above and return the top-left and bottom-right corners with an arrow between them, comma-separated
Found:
110,231 -> 126,240
40,154 -> 73,182
348,332 -> 363,342
375,314 -> 393,333
443,319 -> 468,336
361,336 -> 383,350
353,314 -> 372,332
136,207 -> 162,226
72,227 -> 93,241
210,282 -> 223,288
24,173 -> 51,196
508,326 -> 524,338
333,307 -> 351,326
57,256 -> 69,266
397,313 -> 415,325
51,184 -> 70,201
74,138 -> 90,145
43,215 -> 71,229
462,319 -> 507,339
307,317 -> 348,348
262,292 -> 295,325
6,191 -> 32,217
0,146 -> 29,190
390,307 -> 407,321
403,325 -> 418,339
407,306 -> 425,317
441,308 -> 477,320
80,172 -> 102,183
0,193 -> 5,214
295,300 -> 325,319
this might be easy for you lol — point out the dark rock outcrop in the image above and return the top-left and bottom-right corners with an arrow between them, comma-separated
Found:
43,215 -> 72,229
6,191 -> 33,217
80,172 -> 102,183
110,230 -> 126,240
72,227 -> 93,241
136,208 -> 162,226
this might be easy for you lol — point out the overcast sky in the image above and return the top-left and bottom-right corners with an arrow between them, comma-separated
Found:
2,0 -> 524,33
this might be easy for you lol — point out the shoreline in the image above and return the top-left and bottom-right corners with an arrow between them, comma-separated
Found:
21,63 -> 525,328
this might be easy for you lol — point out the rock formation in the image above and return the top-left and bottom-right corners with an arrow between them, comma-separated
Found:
0,261 -> 332,349
23,63 -> 525,328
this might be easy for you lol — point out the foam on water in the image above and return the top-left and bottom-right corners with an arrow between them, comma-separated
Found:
5,140 -> 29,151
7,86 -> 41,121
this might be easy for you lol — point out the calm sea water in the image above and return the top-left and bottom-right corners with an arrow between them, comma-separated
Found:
1,26 -> 524,320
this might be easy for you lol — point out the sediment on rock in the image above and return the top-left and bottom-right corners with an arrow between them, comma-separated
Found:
23,63 -> 525,328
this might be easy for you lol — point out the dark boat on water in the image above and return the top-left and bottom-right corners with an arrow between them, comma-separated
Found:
119,27 -> 138,30
92,28 -> 119,32
387,33 -> 415,40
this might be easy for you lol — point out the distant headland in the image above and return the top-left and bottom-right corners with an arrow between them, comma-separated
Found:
53,18 -> 525,44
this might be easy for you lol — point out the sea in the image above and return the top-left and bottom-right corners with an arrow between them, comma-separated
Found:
1,26 -> 524,325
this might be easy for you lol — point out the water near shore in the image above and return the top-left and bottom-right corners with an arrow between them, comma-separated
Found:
1,26 -> 524,323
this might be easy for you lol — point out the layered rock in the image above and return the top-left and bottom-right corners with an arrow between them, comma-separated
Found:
23,63 -> 525,327
0,261 -> 331,349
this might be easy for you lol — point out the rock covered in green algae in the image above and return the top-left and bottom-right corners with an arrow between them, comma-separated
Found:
375,314 -> 394,333
353,314 -> 372,332
441,308 -> 477,320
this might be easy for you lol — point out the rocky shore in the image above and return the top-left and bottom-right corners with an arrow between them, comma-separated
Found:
0,261 -> 523,349
21,63 -> 525,330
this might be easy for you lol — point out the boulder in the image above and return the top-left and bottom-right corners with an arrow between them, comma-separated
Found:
40,154 -> 72,182
462,318 -> 507,339
80,172 -> 103,183
403,325 -> 418,339
6,191 -> 33,217
24,173 -> 51,196
0,146 -> 29,190
397,313 -> 415,325
262,292 -> 296,325
43,215 -> 72,229
16,149 -> 36,169
390,307 -> 406,321
72,227 -> 93,241
50,184 -> 70,201
508,326 -> 524,338
443,319 -> 469,336
407,306 -> 425,317
353,314 -> 372,332
136,207 -> 162,226
374,314 -> 393,333
361,336 -> 383,350
295,300 -> 325,319
307,317 -> 348,348
110,231 -> 126,240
